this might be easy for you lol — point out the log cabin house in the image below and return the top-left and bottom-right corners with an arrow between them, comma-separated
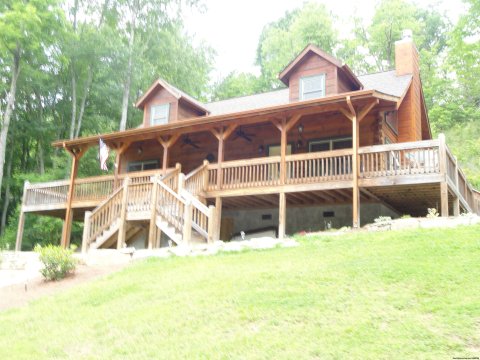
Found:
15,32 -> 480,251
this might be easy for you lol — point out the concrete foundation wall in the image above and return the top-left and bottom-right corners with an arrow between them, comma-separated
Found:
222,203 -> 398,239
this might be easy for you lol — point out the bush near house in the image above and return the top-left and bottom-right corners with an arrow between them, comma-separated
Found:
34,244 -> 77,281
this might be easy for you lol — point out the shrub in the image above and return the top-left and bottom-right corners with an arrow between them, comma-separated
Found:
34,244 -> 77,281
426,208 -> 439,218
374,216 -> 392,224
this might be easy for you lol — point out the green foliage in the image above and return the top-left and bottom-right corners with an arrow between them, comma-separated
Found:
211,72 -> 266,101
34,244 -> 77,281
256,2 -> 338,89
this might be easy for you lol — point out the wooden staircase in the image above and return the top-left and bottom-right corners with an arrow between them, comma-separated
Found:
81,169 -> 216,252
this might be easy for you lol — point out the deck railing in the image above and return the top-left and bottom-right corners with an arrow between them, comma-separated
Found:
23,138 -> 479,216
24,168 -> 173,208
358,140 -> 440,178
286,149 -> 353,184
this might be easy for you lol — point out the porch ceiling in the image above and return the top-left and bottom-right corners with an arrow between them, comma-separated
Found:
53,90 -> 398,154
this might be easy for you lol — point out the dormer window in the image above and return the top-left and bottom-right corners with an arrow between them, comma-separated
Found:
150,103 -> 170,125
299,74 -> 326,100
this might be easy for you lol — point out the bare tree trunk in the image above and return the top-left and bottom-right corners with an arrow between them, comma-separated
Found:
0,45 -> 21,202
0,145 -> 14,236
69,65 -> 77,139
119,13 -> 136,131
34,91 -> 45,175
75,65 -> 93,138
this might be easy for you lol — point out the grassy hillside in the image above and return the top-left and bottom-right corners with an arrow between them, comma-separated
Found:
1,226 -> 479,359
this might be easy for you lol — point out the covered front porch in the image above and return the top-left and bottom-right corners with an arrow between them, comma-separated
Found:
15,91 -> 480,250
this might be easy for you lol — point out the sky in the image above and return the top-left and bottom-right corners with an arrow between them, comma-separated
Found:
182,0 -> 466,82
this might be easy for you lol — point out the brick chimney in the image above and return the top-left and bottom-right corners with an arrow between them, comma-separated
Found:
395,29 -> 419,76
395,30 -> 423,142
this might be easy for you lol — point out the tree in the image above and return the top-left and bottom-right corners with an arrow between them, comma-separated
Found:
0,0 -> 66,202
255,2 -> 338,89
211,72 -> 263,101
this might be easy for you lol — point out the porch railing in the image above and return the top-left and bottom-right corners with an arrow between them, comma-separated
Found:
358,140 -> 440,178
23,168 -> 173,208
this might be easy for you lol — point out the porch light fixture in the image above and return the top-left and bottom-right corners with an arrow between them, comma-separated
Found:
137,146 -> 143,155
258,145 -> 264,154
298,124 -> 304,134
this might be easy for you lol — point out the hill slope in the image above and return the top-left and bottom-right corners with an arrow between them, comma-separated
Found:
1,225 -> 479,359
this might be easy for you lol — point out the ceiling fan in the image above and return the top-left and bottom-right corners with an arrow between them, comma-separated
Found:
181,136 -> 200,149
232,127 -> 255,142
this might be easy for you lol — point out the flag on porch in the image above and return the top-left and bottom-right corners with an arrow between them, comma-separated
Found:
99,138 -> 109,171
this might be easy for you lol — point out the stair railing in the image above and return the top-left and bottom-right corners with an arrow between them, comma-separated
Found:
81,179 -> 127,253
153,175 -> 216,245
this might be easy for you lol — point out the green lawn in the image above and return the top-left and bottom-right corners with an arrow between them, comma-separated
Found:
1,225 -> 480,359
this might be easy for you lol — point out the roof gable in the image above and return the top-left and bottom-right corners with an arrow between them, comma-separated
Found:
135,78 -> 209,115
279,44 -> 363,91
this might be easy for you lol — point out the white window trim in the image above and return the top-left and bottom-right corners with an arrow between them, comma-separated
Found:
308,137 -> 352,152
150,103 -> 170,126
299,74 -> 326,100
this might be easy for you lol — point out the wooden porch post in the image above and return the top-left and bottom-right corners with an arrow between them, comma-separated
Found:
453,156 -> 460,216
114,141 -> 131,188
339,97 -> 379,229
61,147 -> 86,248
214,197 -> 222,241
117,178 -> 130,249
352,114 -> 360,228
278,192 -> 286,239
148,176 -> 159,249
81,211 -> 92,253
183,200 -> 193,246
15,181 -> 29,251
280,119 -> 287,185
438,133 -> 449,217
158,134 -> 180,175
210,125 -> 237,191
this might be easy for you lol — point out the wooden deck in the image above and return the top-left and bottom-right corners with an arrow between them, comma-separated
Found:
20,139 -> 480,218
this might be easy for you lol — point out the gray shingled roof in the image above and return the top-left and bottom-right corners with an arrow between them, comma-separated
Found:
205,70 -> 412,115
358,70 -> 412,98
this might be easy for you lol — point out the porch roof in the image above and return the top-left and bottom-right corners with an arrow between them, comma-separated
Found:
53,89 -> 398,152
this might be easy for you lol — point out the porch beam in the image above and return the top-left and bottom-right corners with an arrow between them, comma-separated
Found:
114,141 -> 131,186
357,99 -> 379,122
157,134 -> 180,175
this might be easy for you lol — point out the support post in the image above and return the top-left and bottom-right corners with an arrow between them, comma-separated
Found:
61,154 -> 80,248
217,129 -> 224,189
158,135 -> 180,175
148,176 -> 159,249
207,205 -> 215,244
82,211 -> 92,253
438,134 -> 449,217
182,200 -> 193,246
178,173 -> 185,194
280,119 -> 287,185
214,197 -> 222,241
453,156 -> 460,216
203,160 -> 209,192
352,115 -> 360,228
117,178 -> 130,249
440,181 -> 449,217
162,146 -> 169,175
15,181 -> 29,251
278,192 -> 286,239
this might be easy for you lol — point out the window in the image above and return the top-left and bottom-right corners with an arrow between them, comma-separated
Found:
150,104 -> 170,126
308,137 -> 352,152
384,111 -> 398,134
127,159 -> 159,172
299,74 -> 326,100
267,144 -> 292,156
